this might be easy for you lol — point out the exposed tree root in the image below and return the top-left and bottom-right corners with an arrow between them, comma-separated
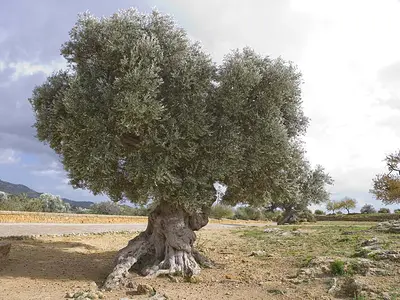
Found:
102,203 -> 213,289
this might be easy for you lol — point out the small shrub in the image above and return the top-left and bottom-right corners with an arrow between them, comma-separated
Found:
24,198 -> 45,212
211,204 -> 234,220
120,205 -> 149,216
330,259 -> 346,276
234,206 -> 264,221
378,208 -> 390,214
298,209 -> 316,222
314,209 -> 325,215
336,211 -> 343,215
263,210 -> 282,222
395,209 -> 400,214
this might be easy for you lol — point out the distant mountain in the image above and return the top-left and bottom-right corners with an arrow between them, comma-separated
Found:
0,179 -> 94,209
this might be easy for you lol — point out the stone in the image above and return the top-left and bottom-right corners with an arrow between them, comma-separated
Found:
375,220 -> 400,233
250,250 -> 266,256
263,228 -> 282,233
89,281 -> 98,291
65,292 -> 74,298
136,284 -> 154,295
149,293 -> 169,300
87,292 -> 98,299
339,277 -> 365,298
0,242 -> 11,259
126,281 -> 136,288
361,237 -> 379,247
381,292 -> 391,300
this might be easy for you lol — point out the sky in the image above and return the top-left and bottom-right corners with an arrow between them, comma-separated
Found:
0,0 -> 400,211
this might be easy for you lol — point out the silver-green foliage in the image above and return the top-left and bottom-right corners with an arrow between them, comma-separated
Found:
0,191 -> 7,201
29,9 -> 327,212
40,193 -> 71,213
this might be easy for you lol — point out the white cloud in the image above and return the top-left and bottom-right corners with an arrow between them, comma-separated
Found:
31,160 -> 63,177
32,169 -> 62,177
0,149 -> 19,164
8,59 -> 66,80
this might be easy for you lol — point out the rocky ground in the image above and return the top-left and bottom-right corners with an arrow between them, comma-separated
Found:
0,221 -> 399,300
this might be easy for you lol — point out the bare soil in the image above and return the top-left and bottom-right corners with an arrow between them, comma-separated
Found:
0,222 -> 399,300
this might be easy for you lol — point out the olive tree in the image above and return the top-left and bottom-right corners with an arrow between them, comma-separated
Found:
0,191 -> 7,201
360,204 -> 376,214
265,146 -> 333,224
326,200 -> 342,214
29,9 -> 328,288
371,151 -> 400,204
339,197 -> 357,214
40,193 -> 71,213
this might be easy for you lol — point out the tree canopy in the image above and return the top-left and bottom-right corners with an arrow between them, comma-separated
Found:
371,151 -> 400,205
339,197 -> 357,214
30,9 -> 327,214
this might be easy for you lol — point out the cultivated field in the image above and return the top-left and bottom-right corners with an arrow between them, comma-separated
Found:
1,221 -> 399,300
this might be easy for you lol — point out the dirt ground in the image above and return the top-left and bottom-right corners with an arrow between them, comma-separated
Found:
0,222 -> 399,300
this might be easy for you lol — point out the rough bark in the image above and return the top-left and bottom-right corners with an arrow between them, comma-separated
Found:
103,203 -> 212,289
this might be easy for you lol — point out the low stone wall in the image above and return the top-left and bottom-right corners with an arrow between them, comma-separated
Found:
0,211 -> 148,224
0,211 -> 267,224
316,213 -> 400,222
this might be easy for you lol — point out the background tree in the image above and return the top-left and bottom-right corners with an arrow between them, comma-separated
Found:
360,204 -> 376,214
0,191 -> 7,201
371,151 -> 400,204
378,208 -> 390,214
90,201 -> 122,215
326,200 -> 342,214
314,209 -> 325,215
266,147 -> 333,224
339,197 -> 357,214
29,9 -> 329,288
40,193 -> 71,213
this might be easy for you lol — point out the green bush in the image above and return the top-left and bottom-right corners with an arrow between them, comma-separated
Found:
378,208 -> 390,214
314,209 -> 325,215
0,194 -> 29,211
120,204 -> 149,216
297,209 -> 316,222
330,260 -> 346,276
210,204 -> 234,220
395,209 -> 400,214
234,206 -> 264,221
360,204 -> 376,214
263,210 -> 282,222
90,201 -> 121,215
24,198 -> 46,212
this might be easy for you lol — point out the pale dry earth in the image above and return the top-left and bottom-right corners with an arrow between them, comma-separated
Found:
0,222 -> 263,237
1,222 -> 399,300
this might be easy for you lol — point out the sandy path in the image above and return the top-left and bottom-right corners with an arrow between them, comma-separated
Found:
0,222 -> 263,237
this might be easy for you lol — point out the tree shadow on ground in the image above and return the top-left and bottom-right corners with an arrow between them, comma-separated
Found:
0,238 -> 118,284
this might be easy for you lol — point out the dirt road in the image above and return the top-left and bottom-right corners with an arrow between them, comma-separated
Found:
0,222 -> 261,237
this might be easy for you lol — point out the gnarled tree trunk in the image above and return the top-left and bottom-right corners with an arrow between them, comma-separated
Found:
277,207 -> 297,225
103,203 -> 213,289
